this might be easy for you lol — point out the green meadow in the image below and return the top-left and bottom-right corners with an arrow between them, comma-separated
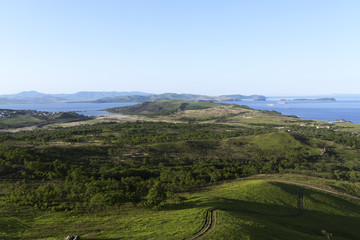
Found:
1,177 -> 360,239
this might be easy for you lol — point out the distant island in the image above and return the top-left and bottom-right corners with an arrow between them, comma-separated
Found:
94,93 -> 266,103
0,91 -> 151,104
280,98 -> 336,102
0,91 -> 266,104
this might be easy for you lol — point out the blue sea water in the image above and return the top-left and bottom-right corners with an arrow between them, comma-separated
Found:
0,97 -> 360,124
223,97 -> 360,124
0,102 -> 138,117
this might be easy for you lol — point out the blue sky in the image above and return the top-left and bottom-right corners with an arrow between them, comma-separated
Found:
1,0 -> 359,96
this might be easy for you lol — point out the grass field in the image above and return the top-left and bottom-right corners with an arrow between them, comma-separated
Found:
202,179 -> 360,240
0,201 -> 205,240
1,175 -> 360,240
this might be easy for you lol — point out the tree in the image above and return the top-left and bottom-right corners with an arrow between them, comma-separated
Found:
144,181 -> 167,210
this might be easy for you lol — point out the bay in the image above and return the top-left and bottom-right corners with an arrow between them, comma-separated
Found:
0,102 -> 138,116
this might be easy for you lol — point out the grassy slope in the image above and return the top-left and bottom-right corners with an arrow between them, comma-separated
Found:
0,116 -> 44,129
2,176 -> 360,240
0,192 -> 204,240
252,131 -> 310,151
0,111 -> 91,130
105,101 -> 360,142
108,100 -> 226,117
249,173 -> 360,198
333,121 -> 360,133
205,180 -> 360,240
250,131 -> 321,158
107,100 -> 310,129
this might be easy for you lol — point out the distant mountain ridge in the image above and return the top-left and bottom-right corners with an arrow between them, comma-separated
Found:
0,91 -> 65,104
94,93 -> 266,103
0,91 -> 151,104
53,91 -> 151,101
0,91 -> 266,104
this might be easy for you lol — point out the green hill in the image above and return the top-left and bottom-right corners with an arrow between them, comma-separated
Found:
252,132 -> 305,150
2,178 -> 359,239
195,179 -> 360,240
108,99 -> 226,117
0,110 -> 92,129
251,131 -> 320,155
106,100 -> 307,127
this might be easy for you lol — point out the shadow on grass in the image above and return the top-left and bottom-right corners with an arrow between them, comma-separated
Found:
164,182 -> 303,216
214,209 -> 360,240
165,194 -> 300,216
163,181 -> 360,240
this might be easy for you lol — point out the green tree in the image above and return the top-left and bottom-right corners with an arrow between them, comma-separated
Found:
144,181 -> 167,210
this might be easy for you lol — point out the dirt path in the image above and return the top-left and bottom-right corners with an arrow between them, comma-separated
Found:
186,208 -> 218,240
186,180 -> 360,239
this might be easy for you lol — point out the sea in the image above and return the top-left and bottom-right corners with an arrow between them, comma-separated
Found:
222,96 -> 360,124
0,96 -> 360,124
0,102 -> 138,117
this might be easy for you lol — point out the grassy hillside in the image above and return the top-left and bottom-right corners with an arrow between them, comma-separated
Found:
107,100 -> 304,126
252,131 -> 305,149
251,131 -> 320,156
108,100 -> 227,117
203,179 -> 360,240
1,178 -> 359,239
0,110 -> 92,130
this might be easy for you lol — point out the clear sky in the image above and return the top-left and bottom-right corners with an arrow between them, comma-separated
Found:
1,0 -> 359,96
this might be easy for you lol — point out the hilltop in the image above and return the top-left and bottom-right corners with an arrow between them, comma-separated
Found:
107,99 -> 305,127
107,100 -> 227,116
